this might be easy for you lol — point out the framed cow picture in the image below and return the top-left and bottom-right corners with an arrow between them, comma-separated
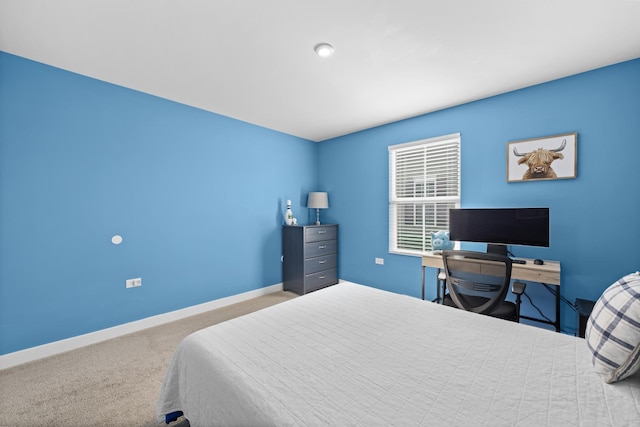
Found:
507,132 -> 577,182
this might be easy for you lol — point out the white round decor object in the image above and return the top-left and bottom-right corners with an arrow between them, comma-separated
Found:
111,235 -> 123,245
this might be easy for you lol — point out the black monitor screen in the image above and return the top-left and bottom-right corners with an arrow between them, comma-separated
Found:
449,208 -> 549,249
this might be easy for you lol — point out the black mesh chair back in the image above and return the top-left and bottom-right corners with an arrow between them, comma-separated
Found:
441,250 -> 516,319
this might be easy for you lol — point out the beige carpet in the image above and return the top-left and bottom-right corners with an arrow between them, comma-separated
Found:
0,291 -> 297,427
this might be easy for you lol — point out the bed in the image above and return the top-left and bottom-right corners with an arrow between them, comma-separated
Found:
157,282 -> 640,426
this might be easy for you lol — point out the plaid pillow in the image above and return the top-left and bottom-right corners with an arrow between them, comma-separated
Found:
585,272 -> 640,383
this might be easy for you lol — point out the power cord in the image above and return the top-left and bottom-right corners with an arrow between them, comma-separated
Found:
522,290 -> 554,323
542,283 -> 577,312
508,249 -> 577,313
521,283 -> 580,335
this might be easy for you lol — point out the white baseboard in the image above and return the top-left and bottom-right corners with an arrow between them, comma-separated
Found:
0,283 -> 283,370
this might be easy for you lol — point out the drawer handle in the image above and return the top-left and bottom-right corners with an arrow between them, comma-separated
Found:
318,245 -> 326,249
318,230 -> 326,234
319,260 -> 326,264
319,275 -> 326,279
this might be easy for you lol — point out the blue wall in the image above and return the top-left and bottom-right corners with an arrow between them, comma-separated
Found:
0,52 -> 318,354
318,58 -> 640,335
2,52 -> 638,354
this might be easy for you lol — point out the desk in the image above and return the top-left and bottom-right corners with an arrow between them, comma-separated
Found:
422,253 -> 562,331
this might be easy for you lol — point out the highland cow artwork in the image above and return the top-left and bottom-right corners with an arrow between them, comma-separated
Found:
507,133 -> 577,182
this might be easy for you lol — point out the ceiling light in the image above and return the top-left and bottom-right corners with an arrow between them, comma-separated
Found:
314,43 -> 334,58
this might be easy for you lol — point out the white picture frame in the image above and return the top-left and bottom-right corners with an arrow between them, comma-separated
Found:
507,132 -> 577,182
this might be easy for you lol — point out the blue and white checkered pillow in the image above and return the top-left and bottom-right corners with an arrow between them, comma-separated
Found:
585,272 -> 640,383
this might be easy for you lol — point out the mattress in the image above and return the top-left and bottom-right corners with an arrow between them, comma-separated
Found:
157,282 -> 640,426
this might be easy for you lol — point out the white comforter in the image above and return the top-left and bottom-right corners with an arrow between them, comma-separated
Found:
157,282 -> 640,426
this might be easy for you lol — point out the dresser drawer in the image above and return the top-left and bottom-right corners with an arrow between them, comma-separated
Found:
305,240 -> 337,258
304,268 -> 338,292
305,226 -> 337,243
304,254 -> 337,275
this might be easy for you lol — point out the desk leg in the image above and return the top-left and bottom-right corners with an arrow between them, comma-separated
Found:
555,287 -> 561,332
421,266 -> 445,304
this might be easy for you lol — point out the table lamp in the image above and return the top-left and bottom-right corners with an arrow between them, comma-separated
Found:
307,192 -> 329,225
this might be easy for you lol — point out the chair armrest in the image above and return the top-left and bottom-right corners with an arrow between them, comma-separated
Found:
512,281 -> 526,295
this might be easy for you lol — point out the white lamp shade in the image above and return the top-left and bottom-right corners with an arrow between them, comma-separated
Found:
307,192 -> 329,209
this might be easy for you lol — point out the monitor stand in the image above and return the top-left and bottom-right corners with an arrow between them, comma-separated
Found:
487,244 -> 508,256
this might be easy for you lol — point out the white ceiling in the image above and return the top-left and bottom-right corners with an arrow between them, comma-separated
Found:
1,0 -> 640,142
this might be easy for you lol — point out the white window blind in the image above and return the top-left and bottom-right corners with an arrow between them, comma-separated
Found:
389,133 -> 460,256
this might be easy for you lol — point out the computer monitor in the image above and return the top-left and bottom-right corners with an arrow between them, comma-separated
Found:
448,208 -> 549,256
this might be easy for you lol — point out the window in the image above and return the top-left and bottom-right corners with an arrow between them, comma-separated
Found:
389,133 -> 460,255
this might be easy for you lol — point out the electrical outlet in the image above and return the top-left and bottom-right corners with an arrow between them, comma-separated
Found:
375,258 -> 384,265
126,278 -> 142,288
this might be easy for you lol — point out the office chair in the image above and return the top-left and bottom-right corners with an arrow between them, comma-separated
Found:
441,250 -> 526,322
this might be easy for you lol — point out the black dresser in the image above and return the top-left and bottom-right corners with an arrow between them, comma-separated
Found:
282,224 -> 338,295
